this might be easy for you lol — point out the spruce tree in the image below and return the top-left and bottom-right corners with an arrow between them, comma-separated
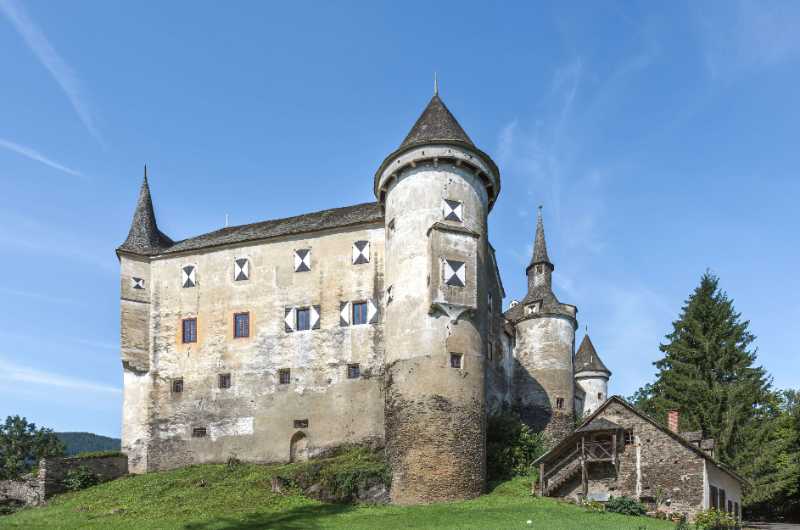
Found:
634,272 -> 772,466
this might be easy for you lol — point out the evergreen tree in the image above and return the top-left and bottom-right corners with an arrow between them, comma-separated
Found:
633,272 -> 772,466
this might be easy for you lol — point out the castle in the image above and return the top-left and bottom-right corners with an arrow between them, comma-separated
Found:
117,91 -> 612,504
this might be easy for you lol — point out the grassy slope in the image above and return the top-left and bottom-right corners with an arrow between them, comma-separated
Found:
0,463 -> 673,530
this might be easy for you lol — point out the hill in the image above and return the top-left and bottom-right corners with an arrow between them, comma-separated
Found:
55,433 -> 120,456
0,458 -> 673,529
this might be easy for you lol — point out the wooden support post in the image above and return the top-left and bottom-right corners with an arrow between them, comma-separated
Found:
539,463 -> 545,496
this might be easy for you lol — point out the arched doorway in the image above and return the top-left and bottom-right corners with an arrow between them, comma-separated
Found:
290,431 -> 308,462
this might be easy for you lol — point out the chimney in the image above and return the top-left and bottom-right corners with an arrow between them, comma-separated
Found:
667,410 -> 679,433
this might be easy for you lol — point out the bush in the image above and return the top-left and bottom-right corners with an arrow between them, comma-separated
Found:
62,466 -> 99,491
486,411 -> 547,482
605,495 -> 647,516
674,514 -> 690,530
582,499 -> 605,512
693,508 -> 737,530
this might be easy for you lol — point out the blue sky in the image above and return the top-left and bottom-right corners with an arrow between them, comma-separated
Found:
1,1 -> 798,438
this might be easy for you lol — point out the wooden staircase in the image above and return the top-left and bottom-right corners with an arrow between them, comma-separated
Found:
542,458 -> 581,496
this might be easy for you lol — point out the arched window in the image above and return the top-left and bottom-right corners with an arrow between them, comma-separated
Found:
290,431 -> 308,463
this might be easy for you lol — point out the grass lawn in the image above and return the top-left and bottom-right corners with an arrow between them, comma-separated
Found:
0,462 -> 674,530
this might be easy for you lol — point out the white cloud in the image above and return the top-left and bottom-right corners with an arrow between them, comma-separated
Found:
0,357 -> 121,394
0,0 -> 104,145
0,138 -> 83,177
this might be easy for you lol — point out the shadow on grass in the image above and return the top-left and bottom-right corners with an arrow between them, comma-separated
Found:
183,503 -> 355,530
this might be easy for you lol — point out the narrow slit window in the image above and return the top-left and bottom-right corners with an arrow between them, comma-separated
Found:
279,368 -> 291,385
234,312 -> 250,338
182,318 -> 197,343
556,397 -> 565,410
192,427 -> 207,438
296,308 -> 310,331
218,373 -> 231,389
352,301 -> 368,325
172,378 -> 184,393
450,353 -> 463,369
347,363 -> 360,379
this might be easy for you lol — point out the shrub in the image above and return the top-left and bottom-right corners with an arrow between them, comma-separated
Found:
605,495 -> 647,516
62,465 -> 99,491
582,499 -> 605,512
693,508 -> 737,530
674,514 -> 690,530
486,411 -> 547,482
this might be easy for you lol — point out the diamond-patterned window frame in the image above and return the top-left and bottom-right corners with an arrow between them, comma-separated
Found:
294,249 -> 311,272
442,199 -> 464,223
352,240 -> 370,265
131,277 -> 145,290
442,258 -> 466,288
182,265 -> 197,288
234,258 -> 249,281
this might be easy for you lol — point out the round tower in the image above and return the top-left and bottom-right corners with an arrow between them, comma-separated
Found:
506,208 -> 577,442
574,334 -> 611,417
375,91 -> 500,504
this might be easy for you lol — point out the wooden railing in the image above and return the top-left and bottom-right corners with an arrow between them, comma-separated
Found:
583,440 -> 614,461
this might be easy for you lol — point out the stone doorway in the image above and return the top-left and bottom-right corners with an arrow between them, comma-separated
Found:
290,431 -> 308,462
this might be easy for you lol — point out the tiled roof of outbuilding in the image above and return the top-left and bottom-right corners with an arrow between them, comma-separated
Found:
118,176 -> 174,256
574,335 -> 612,376
399,94 -> 474,149
161,202 -> 384,255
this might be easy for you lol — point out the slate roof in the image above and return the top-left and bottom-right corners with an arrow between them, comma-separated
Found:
574,335 -> 612,376
399,94 -> 474,149
161,202 -> 384,256
118,176 -> 174,256
530,207 -> 551,267
575,417 -> 622,433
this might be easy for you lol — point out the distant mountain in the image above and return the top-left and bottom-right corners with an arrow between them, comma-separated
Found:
55,432 -> 121,456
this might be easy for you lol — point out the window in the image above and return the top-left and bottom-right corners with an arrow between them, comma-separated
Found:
734,502 -> 739,520
192,427 -> 207,438
347,363 -> 360,379
172,378 -> 184,393
555,397 -> 564,410
385,285 -> 393,305
218,373 -> 231,389
182,265 -> 196,288
234,258 -> 249,281
234,312 -> 250,338
296,308 -> 310,331
597,392 -> 604,401
450,353 -> 463,369
624,430 -> 635,445
442,199 -> 463,222
294,419 -> 308,428
443,258 -> 466,287
710,486 -> 719,509
131,277 -> 145,290
352,302 -> 368,325
727,500 -> 732,514
352,241 -> 370,264
294,249 -> 311,272
388,218 -> 395,234
719,489 -> 726,513
279,368 -> 291,385
487,342 -> 494,360
488,292 -> 493,313
182,318 -> 197,343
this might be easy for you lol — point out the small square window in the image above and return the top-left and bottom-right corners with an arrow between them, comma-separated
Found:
172,378 -> 184,393
182,318 -> 197,343
218,373 -> 231,389
131,277 -> 145,290
624,430 -> 634,445
296,308 -> 310,331
442,199 -> 464,222
279,368 -> 291,385
555,397 -> 564,410
352,301 -> 368,325
597,392 -> 603,401
347,363 -> 360,379
192,427 -> 207,438
450,353 -> 463,369
443,259 -> 466,287
294,419 -> 308,429
234,312 -> 250,338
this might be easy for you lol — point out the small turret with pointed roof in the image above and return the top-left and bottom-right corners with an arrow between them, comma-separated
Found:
117,166 -> 173,257
527,206 -> 554,291
399,93 -> 474,149
575,334 -> 611,376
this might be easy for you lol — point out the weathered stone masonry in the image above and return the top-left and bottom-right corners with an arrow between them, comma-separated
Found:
117,91 -> 612,503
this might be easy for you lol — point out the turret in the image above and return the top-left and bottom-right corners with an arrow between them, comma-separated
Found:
574,334 -> 611,417
117,168 -> 172,473
376,90 -> 500,504
505,208 -> 577,442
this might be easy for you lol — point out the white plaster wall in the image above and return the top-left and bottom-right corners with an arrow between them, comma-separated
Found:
514,316 -> 576,409
704,460 -> 743,513
575,373 -> 608,416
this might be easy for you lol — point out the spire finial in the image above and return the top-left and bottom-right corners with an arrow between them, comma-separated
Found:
144,164 -> 148,181
434,72 -> 438,96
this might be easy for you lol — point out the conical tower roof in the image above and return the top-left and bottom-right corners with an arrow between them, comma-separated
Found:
118,170 -> 173,256
399,94 -> 474,149
574,335 -> 611,376
530,206 -> 551,268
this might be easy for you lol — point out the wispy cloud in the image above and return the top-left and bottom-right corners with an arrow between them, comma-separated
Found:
0,357 -> 121,394
0,285 -> 81,305
0,138 -> 83,177
0,0 -> 104,145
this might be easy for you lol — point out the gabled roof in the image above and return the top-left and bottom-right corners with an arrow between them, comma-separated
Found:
575,417 -> 621,433
574,335 -> 611,376
399,94 -> 473,149
160,202 -> 383,256
118,175 -> 173,256
533,396 -> 748,485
